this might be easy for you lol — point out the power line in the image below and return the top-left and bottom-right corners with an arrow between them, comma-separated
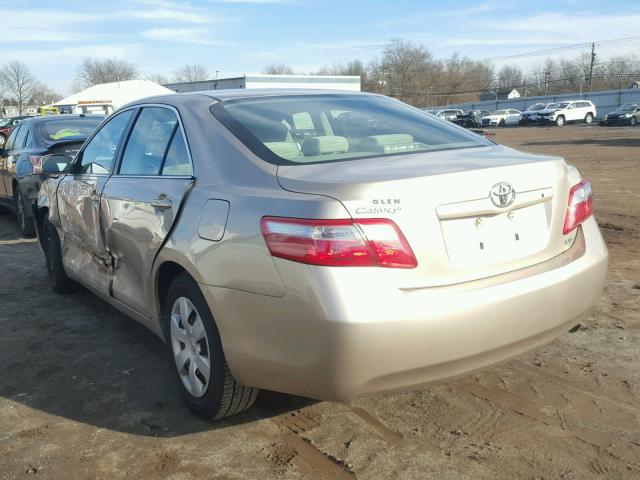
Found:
487,35 -> 640,62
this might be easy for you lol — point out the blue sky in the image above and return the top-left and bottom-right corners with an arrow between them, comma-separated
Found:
4,0 -> 640,94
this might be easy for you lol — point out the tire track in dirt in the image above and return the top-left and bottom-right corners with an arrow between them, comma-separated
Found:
453,382 -> 640,473
270,410 -> 355,479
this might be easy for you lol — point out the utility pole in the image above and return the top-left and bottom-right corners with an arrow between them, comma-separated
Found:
544,71 -> 550,96
588,42 -> 596,90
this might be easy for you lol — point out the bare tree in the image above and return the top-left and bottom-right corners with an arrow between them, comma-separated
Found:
147,73 -> 171,86
3,61 -> 36,114
172,64 -> 210,83
74,57 -> 139,90
263,64 -> 295,75
31,82 -> 62,106
496,65 -> 523,92
374,39 -> 431,102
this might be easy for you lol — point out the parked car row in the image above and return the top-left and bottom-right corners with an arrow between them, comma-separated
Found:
426,99 -> 640,128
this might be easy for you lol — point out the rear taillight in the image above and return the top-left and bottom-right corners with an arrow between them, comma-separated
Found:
563,180 -> 593,234
260,217 -> 417,268
29,155 -> 44,175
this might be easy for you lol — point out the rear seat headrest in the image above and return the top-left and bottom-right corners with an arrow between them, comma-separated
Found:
264,142 -> 302,161
302,136 -> 349,156
360,134 -> 415,151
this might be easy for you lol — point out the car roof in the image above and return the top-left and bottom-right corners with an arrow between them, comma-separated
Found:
127,89 -> 376,108
19,114 -> 104,125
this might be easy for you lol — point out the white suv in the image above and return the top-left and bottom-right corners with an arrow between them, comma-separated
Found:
537,100 -> 596,126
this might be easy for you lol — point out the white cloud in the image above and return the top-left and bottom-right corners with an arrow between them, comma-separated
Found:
141,27 -> 217,44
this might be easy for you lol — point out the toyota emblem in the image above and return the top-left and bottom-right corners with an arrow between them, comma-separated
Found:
490,182 -> 516,208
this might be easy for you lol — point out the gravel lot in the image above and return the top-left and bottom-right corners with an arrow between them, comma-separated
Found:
1,125 -> 639,480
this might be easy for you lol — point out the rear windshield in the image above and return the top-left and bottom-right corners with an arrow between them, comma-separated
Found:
35,117 -> 103,142
210,94 -> 490,165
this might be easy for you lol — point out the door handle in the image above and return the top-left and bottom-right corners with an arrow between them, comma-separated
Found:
151,197 -> 172,209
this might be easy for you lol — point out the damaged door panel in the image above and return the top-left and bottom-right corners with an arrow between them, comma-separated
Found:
101,177 -> 193,316
56,109 -> 135,295
57,174 -> 113,295
100,106 -> 194,317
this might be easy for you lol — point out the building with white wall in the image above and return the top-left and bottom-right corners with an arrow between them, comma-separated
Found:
165,74 -> 361,93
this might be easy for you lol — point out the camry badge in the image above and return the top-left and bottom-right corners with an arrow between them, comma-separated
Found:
490,182 -> 516,208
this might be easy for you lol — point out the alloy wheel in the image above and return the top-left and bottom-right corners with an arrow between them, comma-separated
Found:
170,296 -> 211,398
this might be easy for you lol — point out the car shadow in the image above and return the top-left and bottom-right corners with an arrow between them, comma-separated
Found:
0,213 -> 316,437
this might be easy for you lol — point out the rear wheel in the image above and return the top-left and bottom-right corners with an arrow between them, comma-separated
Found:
584,113 -> 593,124
164,273 -> 258,420
15,190 -> 35,237
630,117 -> 637,126
0,134 -> 5,148
555,115 -> 565,126
43,218 -> 77,294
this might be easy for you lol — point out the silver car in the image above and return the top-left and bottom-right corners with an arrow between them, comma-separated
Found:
35,90 -> 608,420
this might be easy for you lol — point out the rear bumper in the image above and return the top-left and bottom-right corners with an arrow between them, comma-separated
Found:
204,218 -> 607,401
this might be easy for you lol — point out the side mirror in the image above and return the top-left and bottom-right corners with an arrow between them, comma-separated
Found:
42,154 -> 72,174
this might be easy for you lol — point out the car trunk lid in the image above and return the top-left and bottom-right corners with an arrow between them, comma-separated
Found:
277,145 -> 575,287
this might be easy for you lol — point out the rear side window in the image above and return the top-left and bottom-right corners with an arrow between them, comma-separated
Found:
5,125 -> 21,151
211,94 -> 490,165
13,124 -> 29,150
161,132 -> 192,176
119,107 -> 179,175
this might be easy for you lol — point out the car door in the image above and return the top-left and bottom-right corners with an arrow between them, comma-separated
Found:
100,106 -> 194,317
0,125 -> 26,203
506,110 -> 520,125
566,103 -> 579,121
56,109 -> 135,295
0,128 -> 18,204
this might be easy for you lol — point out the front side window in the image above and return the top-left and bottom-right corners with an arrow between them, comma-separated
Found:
119,107 -> 179,175
211,95 -> 490,165
80,110 -> 133,174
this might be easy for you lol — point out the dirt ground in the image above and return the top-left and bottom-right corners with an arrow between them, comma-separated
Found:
0,125 -> 639,480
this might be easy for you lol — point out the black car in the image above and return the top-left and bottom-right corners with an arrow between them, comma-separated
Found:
603,104 -> 640,126
0,115 -> 104,236
452,110 -> 490,128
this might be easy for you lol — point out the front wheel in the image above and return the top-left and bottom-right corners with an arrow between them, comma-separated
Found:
43,218 -> 77,294
164,273 -> 258,420
15,190 -> 35,237
584,113 -> 594,124
0,134 -> 6,148
499,119 -> 506,127
555,116 -> 565,126
630,117 -> 637,126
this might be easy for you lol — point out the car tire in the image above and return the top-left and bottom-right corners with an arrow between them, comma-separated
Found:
164,273 -> 258,420
630,117 -> 637,126
584,113 -> 594,124
555,116 -> 565,126
15,190 -> 35,237
0,134 -> 5,148
499,119 -> 506,127
43,218 -> 78,294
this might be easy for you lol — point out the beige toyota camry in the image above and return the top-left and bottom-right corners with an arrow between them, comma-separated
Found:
34,90 -> 608,420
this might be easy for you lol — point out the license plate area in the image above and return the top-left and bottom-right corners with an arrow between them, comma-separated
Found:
440,204 -> 549,268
